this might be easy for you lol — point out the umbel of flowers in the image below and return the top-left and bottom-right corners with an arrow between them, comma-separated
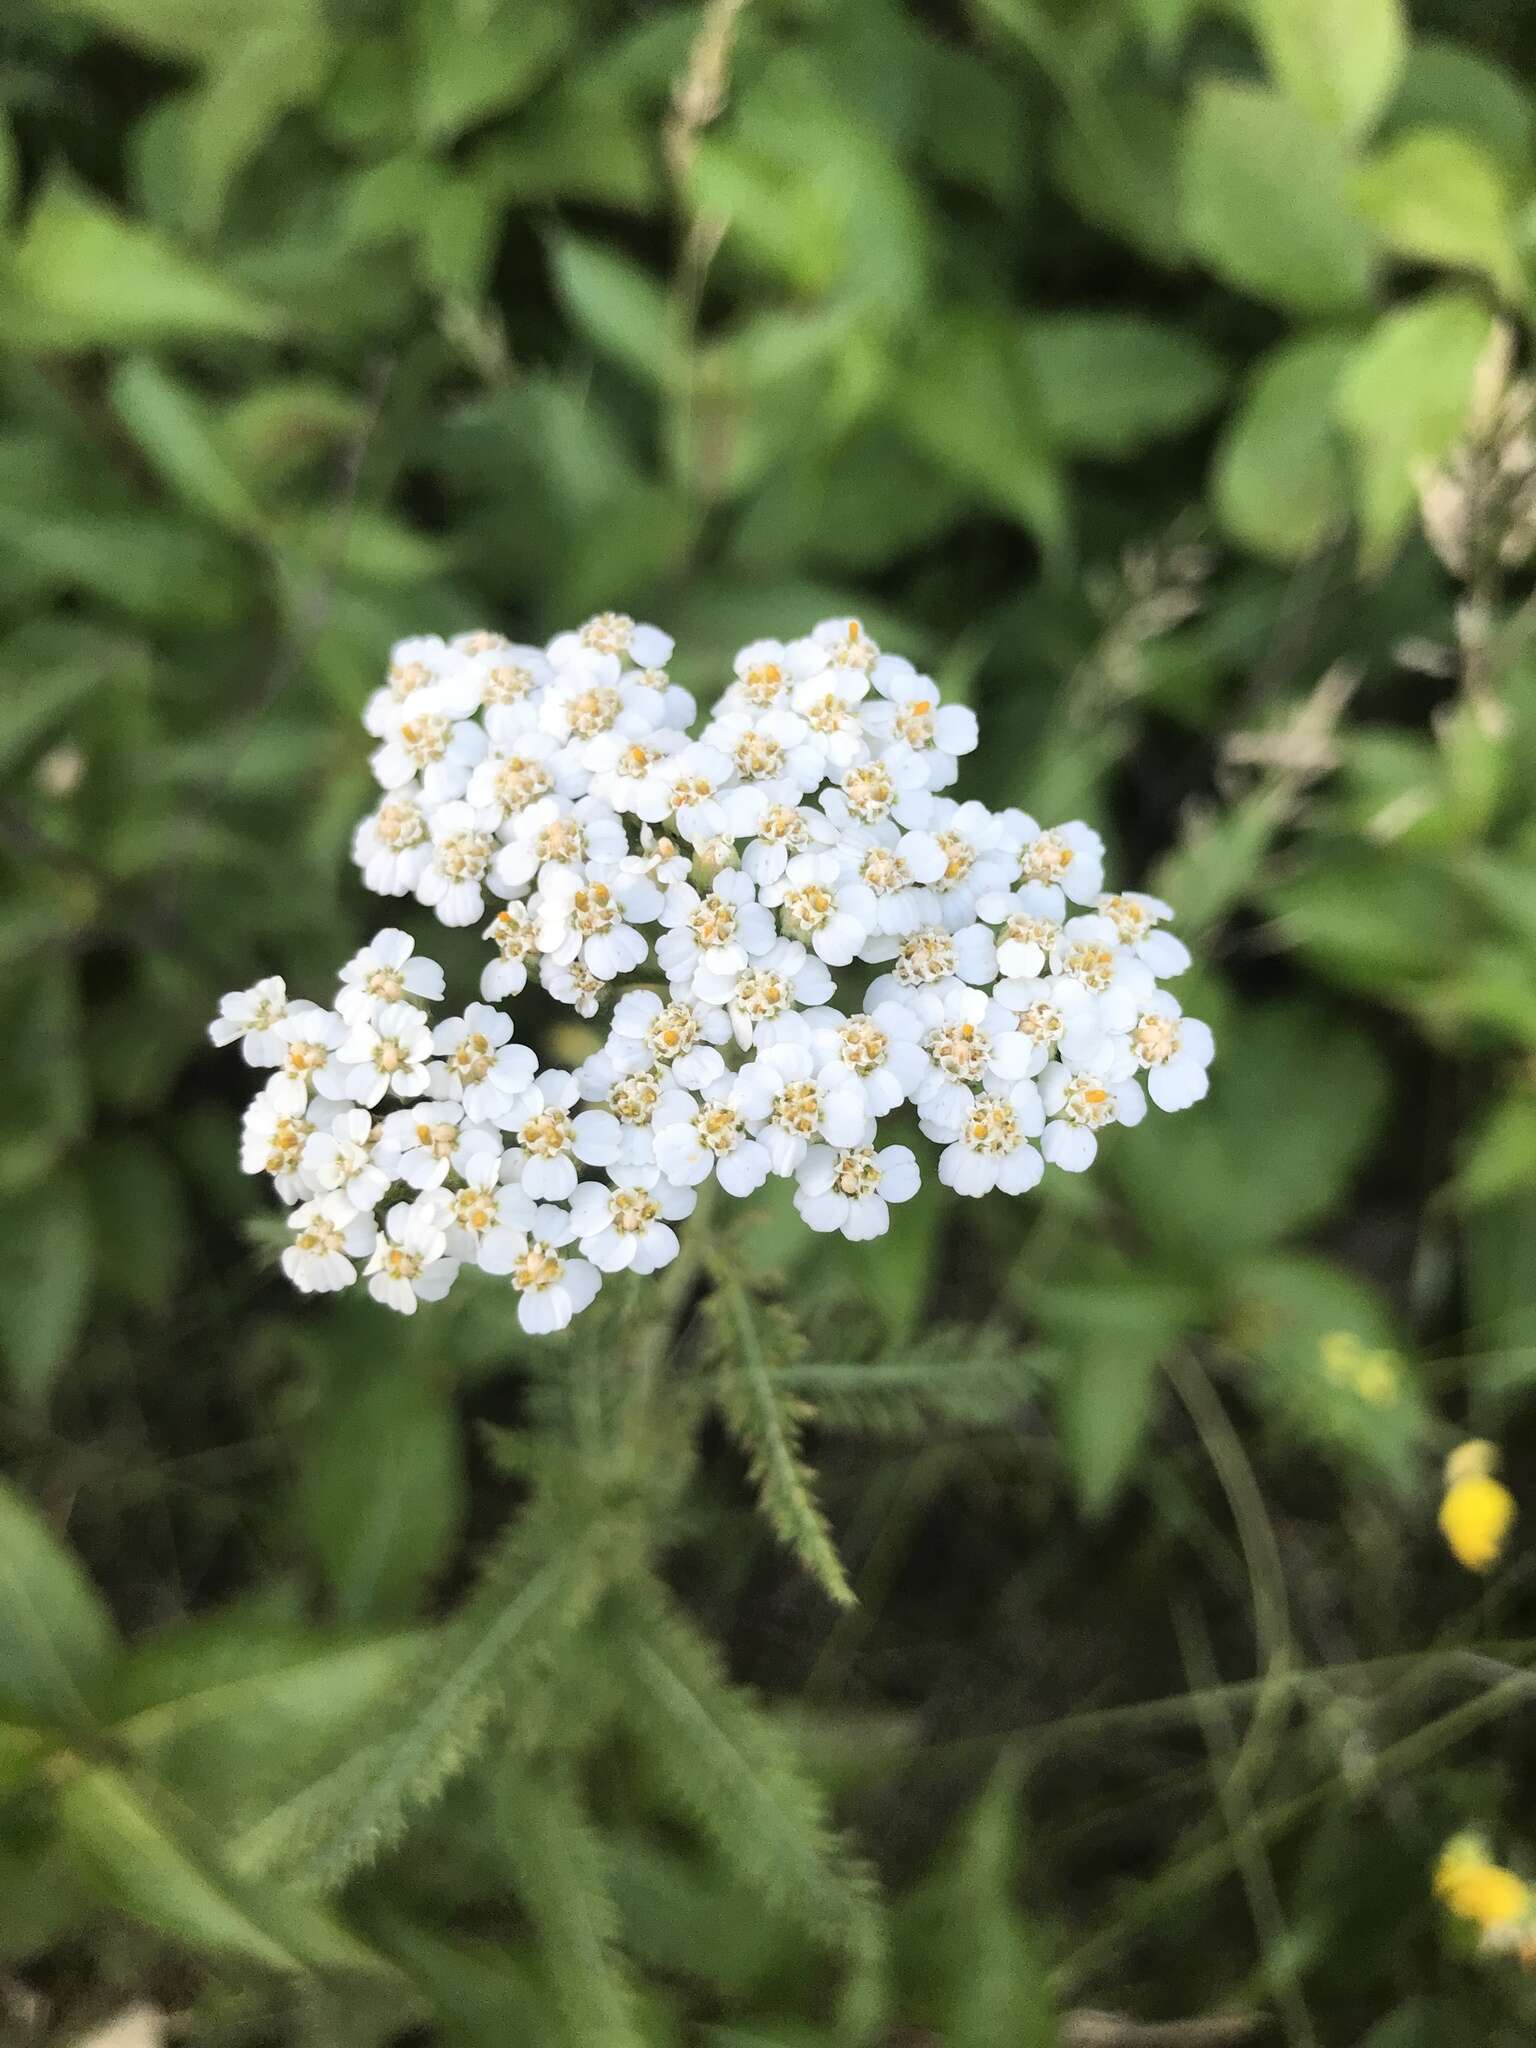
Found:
211,613 -> 1214,1333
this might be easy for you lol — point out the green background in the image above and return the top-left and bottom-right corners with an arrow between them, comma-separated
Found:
4,0 -> 1536,2040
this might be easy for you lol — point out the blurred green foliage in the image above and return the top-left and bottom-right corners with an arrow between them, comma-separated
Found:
6,0 -> 1536,2040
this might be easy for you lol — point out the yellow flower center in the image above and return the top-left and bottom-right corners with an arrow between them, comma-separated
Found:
519,1108 -> 574,1158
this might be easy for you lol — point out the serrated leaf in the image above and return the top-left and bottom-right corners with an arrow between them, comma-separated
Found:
707,1268 -> 854,1608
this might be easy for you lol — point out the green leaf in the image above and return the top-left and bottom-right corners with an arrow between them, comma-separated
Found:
1035,1269 -> 1197,1515
1242,0 -> 1406,142
1182,83 -> 1376,314
413,0 -> 571,143
607,1579 -> 878,1953
894,312 -> 1067,554
0,1476 -> 117,1726
1227,1255 -> 1430,1492
1387,39 -> 1536,186
781,1340 -> 1041,1437
496,1762 -> 646,2048
1335,289 -> 1493,568
37,0 -> 319,63
1457,1089 -> 1536,1206
893,1759 -> 1053,2048
296,1363 -> 464,1624
181,21 -> 335,237
56,1766 -> 382,1973
88,1138 -> 186,1315
1025,314 -> 1227,456
1355,129 -> 1521,297
706,1269 -> 854,1609
1114,1000 -> 1390,1263
547,233 -> 675,389
1213,332 -> 1357,562
7,176 -> 279,347
0,1167 -> 93,1413
112,357 -> 267,538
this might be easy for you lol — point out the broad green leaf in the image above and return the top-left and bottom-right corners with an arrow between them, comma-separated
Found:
183,20 -> 335,236
1242,0 -> 1406,142
1357,129 -> 1521,297
38,0 -> 318,62
1113,1000 -> 1390,1263
0,1167 -> 92,1413
413,0 -> 570,143
1182,83 -> 1376,314
894,311 -> 1066,554
1386,39 -> 1536,186
1335,289 -> 1494,568
1213,332 -> 1357,561
1457,1090 -> 1536,1206
548,234 -> 675,389
112,357 -> 267,537
1025,314 -> 1227,456
0,1476 -> 116,1725
56,1767 -> 383,1973
1035,1269 -> 1197,1515
8,176 -> 279,346
1050,85 -> 1186,267
296,1364 -> 464,1624
1227,1254 -> 1429,1492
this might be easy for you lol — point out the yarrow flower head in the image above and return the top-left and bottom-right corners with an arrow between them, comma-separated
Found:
210,611 -> 1213,1329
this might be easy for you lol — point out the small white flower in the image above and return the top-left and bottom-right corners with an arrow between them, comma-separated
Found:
791,666 -> 869,771
479,903 -> 539,1000
762,852 -> 876,967
241,1075 -> 321,1200
336,928 -> 444,1021
466,727 -> 574,827
370,705 -> 486,802
534,863 -> 660,982
860,655 -> 977,789
991,974 -> 1112,1075
568,1169 -> 695,1274
446,1156 -> 534,1270
540,954 -> 608,1017
977,881 -> 1066,980
908,984 -> 1037,1131
809,1002 -> 929,1116
364,1194 -> 460,1313
605,990 -> 730,1089
1129,992 -> 1214,1112
461,641 -> 552,714
704,938 -> 835,1048
1098,891 -> 1192,978
282,1193 -> 376,1294
735,1036 -> 870,1177
836,824 -> 946,937
808,615 -> 880,673
1048,914 -> 1157,1026
381,1102 -> 499,1190
574,1051 -> 674,1168
416,800 -> 500,928
663,742 -> 736,846
794,1142 -> 920,1240
1039,1053 -> 1146,1172
504,1069 -> 621,1200
273,1005 -> 348,1094
921,799 -> 1013,928
550,611 -> 674,671
479,1203 -> 602,1335
1001,813 -> 1105,905
656,869 -> 776,994
703,708 -> 822,794
431,1003 -> 538,1122
721,637 -> 819,713
209,976 -> 289,1066
364,634 -> 451,736
301,1107 -> 397,1216
353,788 -> 433,897
490,794 -> 628,895
863,921 -> 996,997
821,761 -> 934,834
935,1090 -> 1045,1197
729,792 -> 838,887
651,1077 -> 772,1197
334,999 -> 435,1106
584,727 -> 687,821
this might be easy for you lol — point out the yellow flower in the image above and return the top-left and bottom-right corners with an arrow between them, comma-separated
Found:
1439,1442 -> 1516,1573
1435,1835 -> 1531,1932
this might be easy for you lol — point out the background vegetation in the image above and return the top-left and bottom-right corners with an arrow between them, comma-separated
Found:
4,0 -> 1536,2040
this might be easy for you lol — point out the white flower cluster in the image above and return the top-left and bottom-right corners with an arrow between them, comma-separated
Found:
211,612 -> 1212,1333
